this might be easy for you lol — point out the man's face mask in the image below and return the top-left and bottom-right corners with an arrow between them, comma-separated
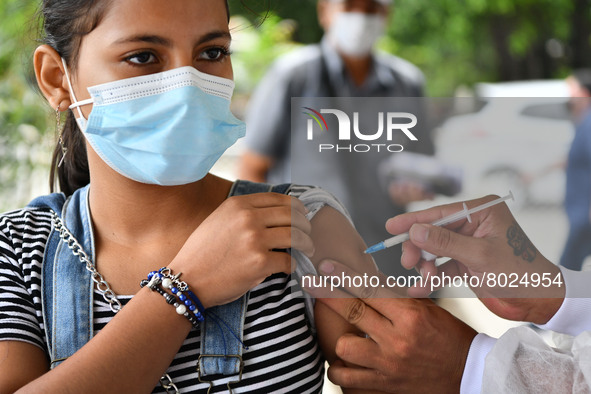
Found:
62,59 -> 245,186
329,11 -> 386,57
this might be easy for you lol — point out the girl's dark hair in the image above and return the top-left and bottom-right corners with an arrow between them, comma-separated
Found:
40,0 -> 112,196
41,0 -> 230,196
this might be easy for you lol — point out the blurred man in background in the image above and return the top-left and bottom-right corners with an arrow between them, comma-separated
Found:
561,69 -> 591,271
239,0 -> 434,276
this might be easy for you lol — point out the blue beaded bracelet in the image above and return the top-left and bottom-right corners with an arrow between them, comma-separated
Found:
145,269 -> 250,352
140,279 -> 202,329
142,267 -> 205,327
153,268 -> 205,320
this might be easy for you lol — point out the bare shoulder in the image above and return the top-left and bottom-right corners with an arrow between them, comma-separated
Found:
309,205 -> 378,275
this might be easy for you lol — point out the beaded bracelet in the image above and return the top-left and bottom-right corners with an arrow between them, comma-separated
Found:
141,267 -> 205,328
143,269 -> 250,352
156,269 -> 205,321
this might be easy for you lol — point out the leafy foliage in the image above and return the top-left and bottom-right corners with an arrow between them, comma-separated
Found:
231,14 -> 301,95
383,0 -> 580,95
251,0 -> 588,96
0,0 -> 52,211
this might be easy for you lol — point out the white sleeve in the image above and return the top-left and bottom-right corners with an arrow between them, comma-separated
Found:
536,266 -> 591,336
482,326 -> 591,394
463,266 -> 591,393
460,334 -> 497,394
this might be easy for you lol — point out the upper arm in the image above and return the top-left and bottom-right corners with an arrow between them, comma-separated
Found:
308,206 -> 377,276
0,212 -> 50,391
307,206 -> 375,359
0,341 -> 49,393
308,207 -> 384,394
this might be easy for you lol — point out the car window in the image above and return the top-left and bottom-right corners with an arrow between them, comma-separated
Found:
520,102 -> 570,121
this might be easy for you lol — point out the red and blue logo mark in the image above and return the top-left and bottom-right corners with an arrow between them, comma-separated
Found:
302,107 -> 328,132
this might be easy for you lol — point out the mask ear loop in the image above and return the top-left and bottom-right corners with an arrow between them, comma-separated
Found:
60,58 -> 93,119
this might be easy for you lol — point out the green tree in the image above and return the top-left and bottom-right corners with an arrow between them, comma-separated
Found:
0,0 -> 52,211
235,0 -> 588,96
383,0 -> 586,95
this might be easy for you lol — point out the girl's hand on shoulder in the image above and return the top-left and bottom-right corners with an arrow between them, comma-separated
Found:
170,192 -> 314,308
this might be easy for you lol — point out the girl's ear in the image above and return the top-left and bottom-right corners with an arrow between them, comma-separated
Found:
33,45 -> 72,111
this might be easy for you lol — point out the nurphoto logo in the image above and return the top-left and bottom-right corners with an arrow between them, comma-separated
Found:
303,107 -> 418,153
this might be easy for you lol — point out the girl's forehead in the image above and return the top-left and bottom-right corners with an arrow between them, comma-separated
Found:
98,0 -> 228,33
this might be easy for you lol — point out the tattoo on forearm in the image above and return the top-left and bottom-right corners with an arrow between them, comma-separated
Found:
506,221 -> 536,262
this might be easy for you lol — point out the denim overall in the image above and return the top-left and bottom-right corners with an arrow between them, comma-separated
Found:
28,180 -> 302,385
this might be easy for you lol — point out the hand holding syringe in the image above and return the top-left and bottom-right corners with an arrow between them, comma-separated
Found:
365,192 -> 514,262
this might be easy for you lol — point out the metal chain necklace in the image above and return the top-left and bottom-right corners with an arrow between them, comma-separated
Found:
51,211 -> 180,393
51,212 -> 122,312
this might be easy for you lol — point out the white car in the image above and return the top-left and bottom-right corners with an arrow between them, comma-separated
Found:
435,80 -> 574,209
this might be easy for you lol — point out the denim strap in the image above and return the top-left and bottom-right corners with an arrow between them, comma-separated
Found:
30,185 -> 94,368
33,181 -> 292,375
198,181 -> 291,377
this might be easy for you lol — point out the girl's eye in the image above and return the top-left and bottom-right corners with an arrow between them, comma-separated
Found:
200,47 -> 230,61
126,52 -> 157,65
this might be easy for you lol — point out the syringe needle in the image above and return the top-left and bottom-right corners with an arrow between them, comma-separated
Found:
364,192 -> 514,255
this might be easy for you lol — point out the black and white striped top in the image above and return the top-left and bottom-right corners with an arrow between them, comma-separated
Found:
0,187 -> 332,393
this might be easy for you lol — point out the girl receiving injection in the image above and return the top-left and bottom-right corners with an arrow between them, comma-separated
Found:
0,0 -> 381,393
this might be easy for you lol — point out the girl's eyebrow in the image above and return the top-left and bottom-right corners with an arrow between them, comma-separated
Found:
197,31 -> 232,45
111,35 -> 172,47
111,31 -> 232,48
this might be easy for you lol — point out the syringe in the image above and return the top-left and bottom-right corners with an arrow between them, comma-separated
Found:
364,192 -> 514,255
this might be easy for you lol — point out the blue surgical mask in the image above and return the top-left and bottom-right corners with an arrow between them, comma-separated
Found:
62,59 -> 245,186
